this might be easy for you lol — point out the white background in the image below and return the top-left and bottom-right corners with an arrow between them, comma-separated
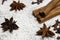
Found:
0,0 -> 60,40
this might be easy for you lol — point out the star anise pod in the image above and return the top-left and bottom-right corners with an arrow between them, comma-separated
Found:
2,0 -> 7,5
1,17 -> 19,33
32,0 -> 43,5
52,20 -> 60,34
10,1 -> 26,11
57,36 -> 60,40
36,23 -> 55,38
52,20 -> 60,30
56,27 -> 60,34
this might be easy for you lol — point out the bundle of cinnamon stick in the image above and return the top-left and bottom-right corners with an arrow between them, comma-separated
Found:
33,0 -> 60,23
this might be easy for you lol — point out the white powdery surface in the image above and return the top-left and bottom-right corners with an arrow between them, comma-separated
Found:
0,0 -> 59,40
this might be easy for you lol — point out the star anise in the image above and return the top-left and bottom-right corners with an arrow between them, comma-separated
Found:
52,20 -> 60,30
1,17 -> 19,33
2,0 -> 7,4
57,36 -> 60,40
32,0 -> 43,5
52,20 -> 60,34
56,27 -> 60,34
10,1 -> 26,11
36,23 -> 55,38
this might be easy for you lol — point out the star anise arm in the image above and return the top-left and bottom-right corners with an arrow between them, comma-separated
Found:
10,3 -> 16,11
5,18 -> 9,22
2,0 -> 7,4
43,23 -> 47,29
9,28 -> 13,33
48,31 -> 55,37
13,23 -> 19,30
2,25 -> 8,32
36,30 -> 43,35
10,17 -> 13,23
10,7 -> 15,11
15,7 -> 18,11
42,27 -> 50,37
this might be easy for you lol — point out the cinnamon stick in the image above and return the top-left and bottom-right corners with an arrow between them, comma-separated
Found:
38,7 -> 60,23
33,6 -> 46,17
55,2 -> 60,7
33,0 -> 60,18
39,0 -> 59,18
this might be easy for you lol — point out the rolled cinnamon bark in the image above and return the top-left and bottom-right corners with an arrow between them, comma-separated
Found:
55,2 -> 60,7
33,0 -> 60,18
39,0 -> 60,18
33,6 -> 46,17
33,6 -> 47,20
37,7 -> 60,23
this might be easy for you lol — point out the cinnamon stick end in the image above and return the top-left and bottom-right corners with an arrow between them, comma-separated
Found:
37,18 -> 41,23
39,12 -> 46,18
32,11 -> 36,17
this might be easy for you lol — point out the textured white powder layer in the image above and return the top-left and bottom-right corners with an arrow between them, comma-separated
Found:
0,0 -> 60,40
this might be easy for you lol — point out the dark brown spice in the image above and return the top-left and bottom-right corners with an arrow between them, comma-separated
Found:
52,20 -> 60,30
57,36 -> 60,40
10,1 -> 26,11
51,19 -> 60,34
36,23 -> 55,38
1,17 -> 19,33
56,27 -> 60,34
2,0 -> 7,4
32,0 -> 43,5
